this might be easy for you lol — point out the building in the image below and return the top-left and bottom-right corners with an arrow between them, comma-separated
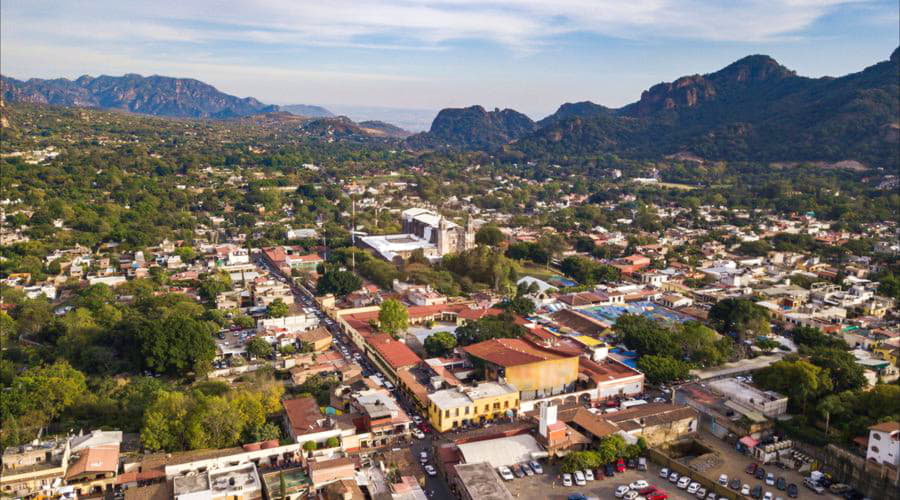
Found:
1,438 -> 71,498
297,327 -> 333,352
358,208 -> 475,262
352,391 -> 414,447
571,404 -> 699,446
173,463 -> 262,500
260,467 -> 311,500
308,457 -> 356,491
707,378 -> 788,418
427,382 -> 519,432
866,421 -> 900,466
462,338 -> 580,400
262,246 -> 323,274
451,462 -> 514,500
282,397 -> 356,446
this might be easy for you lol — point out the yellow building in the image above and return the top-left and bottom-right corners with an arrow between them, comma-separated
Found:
427,382 -> 519,432
463,338 -> 581,400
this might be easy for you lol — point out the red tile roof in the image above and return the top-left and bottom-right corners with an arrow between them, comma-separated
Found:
283,397 -> 325,436
463,338 -> 576,367
66,445 -> 119,479
369,335 -> 422,369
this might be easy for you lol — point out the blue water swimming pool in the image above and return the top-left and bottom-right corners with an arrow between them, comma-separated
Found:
578,301 -> 692,325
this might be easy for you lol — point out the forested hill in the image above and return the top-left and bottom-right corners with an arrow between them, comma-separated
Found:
409,49 -> 899,168
406,105 -> 536,149
0,73 -> 279,119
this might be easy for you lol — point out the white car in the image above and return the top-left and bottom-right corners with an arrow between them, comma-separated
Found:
419,451 -> 428,463
498,466 -> 514,481
763,493 -> 773,500
696,487 -> 707,499
718,474 -> 728,485
584,469 -> 594,481
677,476 -> 691,489
412,429 -> 425,439
615,486 -> 631,498
424,465 -> 437,476
625,492 -> 639,500
741,485 -> 751,495
766,473 -> 775,486
669,472 -> 679,483
706,492 -> 717,500
412,415 -> 423,424
574,470 -> 586,486
562,473 -> 573,487
687,482 -> 701,494
660,468 -> 670,478
630,480 -> 649,490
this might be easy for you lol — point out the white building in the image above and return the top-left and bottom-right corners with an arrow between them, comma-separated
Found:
866,422 -> 900,466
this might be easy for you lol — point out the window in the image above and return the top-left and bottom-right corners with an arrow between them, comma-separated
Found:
445,410 -> 450,418
465,407 -> 470,415
504,401 -> 509,408
871,445 -> 880,453
873,433 -> 882,440
484,405 -> 489,412
454,408 -> 459,417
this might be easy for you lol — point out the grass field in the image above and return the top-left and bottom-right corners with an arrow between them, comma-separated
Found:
516,261 -> 562,281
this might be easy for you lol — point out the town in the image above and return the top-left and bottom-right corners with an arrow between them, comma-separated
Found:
2,131 -> 898,500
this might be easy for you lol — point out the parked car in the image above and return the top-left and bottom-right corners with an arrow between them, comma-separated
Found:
584,469 -> 594,481
605,463 -> 616,477
669,472 -> 679,483
615,486 -> 631,498
718,474 -> 728,485
687,482 -> 700,494
803,478 -> 825,494
745,463 -> 758,475
625,492 -> 639,500
776,477 -> 787,491
521,463 -> 534,476
786,484 -> 798,498
751,486 -> 763,499
755,468 -> 766,481
659,468 -> 670,479
528,460 -> 543,474
627,458 -> 637,469
638,457 -> 648,471
706,492 -> 717,500
638,486 -> 658,495
741,485 -> 751,496
677,476 -> 691,489
829,484 -> 851,495
498,466 -> 514,481
763,492 -> 774,500
562,473 -> 573,487
616,459 -> 626,472
630,481 -> 649,490
419,451 -> 428,463
696,487 -> 707,499
412,429 -> 425,439
766,473 -> 776,486
647,493 -> 669,500
512,465 -> 525,479
424,465 -> 437,476
573,470 -> 586,486
729,479 -> 741,490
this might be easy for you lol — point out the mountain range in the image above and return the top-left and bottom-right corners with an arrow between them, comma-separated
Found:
0,74 -> 279,119
281,104 -> 334,118
411,48 -> 900,167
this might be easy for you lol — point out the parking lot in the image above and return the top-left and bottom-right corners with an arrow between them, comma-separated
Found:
504,459 -> 701,500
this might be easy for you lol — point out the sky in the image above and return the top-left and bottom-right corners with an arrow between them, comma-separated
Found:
1,0 -> 898,119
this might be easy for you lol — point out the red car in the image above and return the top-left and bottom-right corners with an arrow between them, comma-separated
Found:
648,492 -> 669,500
594,469 -> 605,480
639,486 -> 658,495
745,463 -> 758,475
616,458 -> 626,472
605,400 -> 620,408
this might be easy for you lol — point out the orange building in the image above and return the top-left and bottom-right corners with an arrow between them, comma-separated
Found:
462,338 -> 581,400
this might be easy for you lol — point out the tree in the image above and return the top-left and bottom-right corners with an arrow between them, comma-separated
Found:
3,361 -> 87,422
709,298 -> 770,341
636,355 -> 692,384
141,390 -> 194,451
302,441 -> 318,451
131,315 -> 217,377
561,451 -> 602,473
378,299 -> 408,337
500,296 -> 535,316
316,270 -> 362,297
475,225 -> 504,246
454,312 -> 526,346
678,321 -> 731,366
325,436 -> 340,448
233,314 -> 256,329
791,326 -> 848,350
756,359 -> 833,412
614,315 -> 676,356
755,338 -> 780,352
424,331 -> 457,357
247,337 -> 274,358
807,348 -> 867,392
267,298 -> 290,318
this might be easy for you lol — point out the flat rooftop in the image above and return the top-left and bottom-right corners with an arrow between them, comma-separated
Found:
457,434 -> 543,469
454,462 -> 514,500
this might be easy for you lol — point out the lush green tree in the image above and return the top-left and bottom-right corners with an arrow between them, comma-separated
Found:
560,255 -> 620,285
302,441 -> 318,451
756,359 -> 833,412
141,390 -> 194,451
131,315 -> 217,377
316,270 -> 362,297
876,273 -> 900,300
499,296 -> 535,316
0,312 -> 16,344
2,361 -> 87,423
325,436 -> 340,448
708,298 -> 770,341
424,331 -> 458,357
791,326 -> 848,350
755,338 -> 780,352
267,298 -> 290,318
247,337 -> 274,359
561,451 -> 602,473
807,348 -> 867,392
233,315 -> 257,329
636,355 -> 692,384
678,321 -> 732,366
454,312 -> 526,346
475,225 -> 504,246
378,299 -> 408,337
14,298 -> 52,336
614,315 -> 676,356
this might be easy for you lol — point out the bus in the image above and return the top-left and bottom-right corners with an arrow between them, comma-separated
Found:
620,399 -> 648,410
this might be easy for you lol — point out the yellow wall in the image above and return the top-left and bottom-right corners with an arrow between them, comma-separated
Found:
427,391 -> 519,432
504,357 -> 579,392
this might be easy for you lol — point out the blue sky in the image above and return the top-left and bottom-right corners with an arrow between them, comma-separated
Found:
1,0 -> 897,118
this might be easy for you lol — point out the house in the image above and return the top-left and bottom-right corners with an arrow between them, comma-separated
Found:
297,327 -> 333,352
571,404 -> 699,446
462,338 -> 580,401
865,421 -> 900,466
426,382 -> 519,432
308,457 -> 355,491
